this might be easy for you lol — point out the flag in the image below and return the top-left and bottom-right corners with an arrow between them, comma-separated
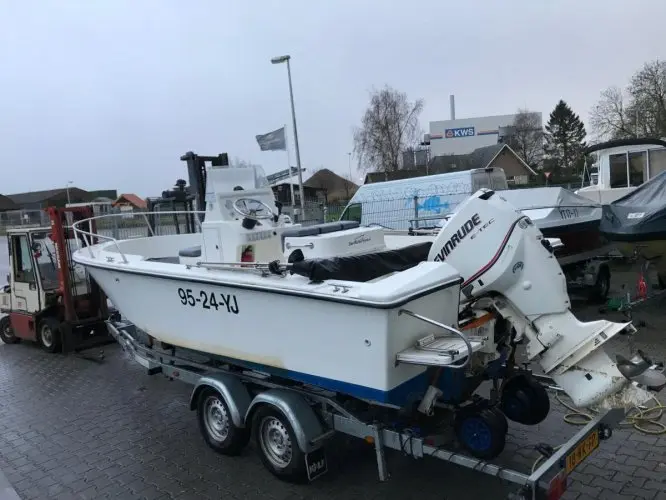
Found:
255,127 -> 287,151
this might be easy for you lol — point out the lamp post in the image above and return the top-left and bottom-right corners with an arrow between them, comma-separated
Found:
347,152 -> 353,180
66,180 -> 73,205
271,55 -> 305,214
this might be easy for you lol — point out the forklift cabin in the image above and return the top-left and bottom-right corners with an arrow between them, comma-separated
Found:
0,206 -> 113,353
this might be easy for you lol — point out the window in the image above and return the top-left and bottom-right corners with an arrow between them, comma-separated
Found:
649,149 -> 666,178
340,203 -> 362,223
628,151 -> 647,186
12,234 -> 36,283
512,175 -> 529,185
609,153 -> 628,188
472,171 -> 509,191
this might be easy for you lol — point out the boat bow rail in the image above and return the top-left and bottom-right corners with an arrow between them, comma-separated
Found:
71,210 -> 206,264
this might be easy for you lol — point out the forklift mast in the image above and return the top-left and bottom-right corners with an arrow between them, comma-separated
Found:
180,151 -> 229,222
45,205 -> 105,323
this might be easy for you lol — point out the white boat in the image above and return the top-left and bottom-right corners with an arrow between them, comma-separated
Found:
73,165 -> 464,407
72,162 -> 664,411
576,138 -> 666,205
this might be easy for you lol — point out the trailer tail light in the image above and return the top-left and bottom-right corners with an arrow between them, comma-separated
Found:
547,470 -> 568,500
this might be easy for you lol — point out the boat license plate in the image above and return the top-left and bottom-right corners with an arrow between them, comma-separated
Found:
305,447 -> 328,481
565,429 -> 599,474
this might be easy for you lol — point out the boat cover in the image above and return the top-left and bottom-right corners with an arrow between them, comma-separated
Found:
600,171 -> 666,242
497,187 -> 601,229
289,242 -> 433,282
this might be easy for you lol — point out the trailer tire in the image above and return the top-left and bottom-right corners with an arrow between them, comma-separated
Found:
454,408 -> 506,460
252,405 -> 308,484
38,317 -> 62,353
197,388 -> 250,456
0,316 -> 20,344
589,265 -> 610,303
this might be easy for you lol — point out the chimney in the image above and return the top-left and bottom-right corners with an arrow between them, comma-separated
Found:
450,95 -> 456,120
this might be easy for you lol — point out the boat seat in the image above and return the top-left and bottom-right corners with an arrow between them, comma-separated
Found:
289,242 -> 433,283
281,221 -> 360,246
178,246 -> 202,258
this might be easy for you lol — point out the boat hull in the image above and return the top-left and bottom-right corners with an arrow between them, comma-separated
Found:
85,265 -> 461,407
540,219 -> 607,259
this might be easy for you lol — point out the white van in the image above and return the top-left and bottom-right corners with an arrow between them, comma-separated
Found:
339,167 -> 508,230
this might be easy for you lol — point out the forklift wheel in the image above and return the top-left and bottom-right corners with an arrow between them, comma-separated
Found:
38,318 -> 62,353
0,316 -> 20,345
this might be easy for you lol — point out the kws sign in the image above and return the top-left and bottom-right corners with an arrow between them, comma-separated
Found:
444,127 -> 475,138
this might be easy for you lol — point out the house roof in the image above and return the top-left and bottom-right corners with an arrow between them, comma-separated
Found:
304,169 -> 358,191
429,143 -> 537,176
0,194 -> 18,211
113,193 -> 147,209
364,144 -> 537,184
6,188 -> 74,205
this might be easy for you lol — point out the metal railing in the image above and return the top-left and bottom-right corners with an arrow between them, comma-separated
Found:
72,210 -> 205,264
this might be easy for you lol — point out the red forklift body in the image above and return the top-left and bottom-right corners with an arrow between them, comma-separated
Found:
0,205 -> 113,354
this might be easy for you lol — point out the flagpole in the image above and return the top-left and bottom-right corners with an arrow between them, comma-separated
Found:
285,123 -> 296,214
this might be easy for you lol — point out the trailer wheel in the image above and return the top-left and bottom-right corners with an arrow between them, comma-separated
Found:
589,265 -> 610,303
38,317 -> 62,353
0,316 -> 20,344
488,406 -> 509,435
197,388 -> 249,456
252,405 -> 308,483
454,408 -> 506,460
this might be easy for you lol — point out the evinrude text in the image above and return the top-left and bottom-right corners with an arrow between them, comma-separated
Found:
433,213 -> 485,262
177,287 -> 239,314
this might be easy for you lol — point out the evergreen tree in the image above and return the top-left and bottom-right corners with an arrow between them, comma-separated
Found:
544,100 -> 587,172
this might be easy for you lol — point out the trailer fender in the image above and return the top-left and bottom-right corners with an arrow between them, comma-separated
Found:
189,374 -> 251,428
245,389 -> 325,454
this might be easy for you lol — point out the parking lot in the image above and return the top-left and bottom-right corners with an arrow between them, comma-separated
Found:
1,266 -> 666,499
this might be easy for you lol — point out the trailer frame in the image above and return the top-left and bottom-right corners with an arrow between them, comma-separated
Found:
106,319 -> 623,500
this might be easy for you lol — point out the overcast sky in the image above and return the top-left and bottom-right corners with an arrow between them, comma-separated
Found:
1,0 -> 665,197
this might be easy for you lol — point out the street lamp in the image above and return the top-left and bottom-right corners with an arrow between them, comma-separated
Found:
66,180 -> 73,205
271,54 -> 305,213
347,152 -> 352,180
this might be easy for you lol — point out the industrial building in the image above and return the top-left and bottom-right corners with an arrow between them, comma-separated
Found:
425,96 -> 542,157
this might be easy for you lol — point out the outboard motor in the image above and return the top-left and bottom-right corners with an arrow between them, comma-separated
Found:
429,189 -> 666,409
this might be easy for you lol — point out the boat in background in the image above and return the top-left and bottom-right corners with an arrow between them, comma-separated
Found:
600,169 -> 666,285
576,138 -> 666,205
497,187 -> 609,260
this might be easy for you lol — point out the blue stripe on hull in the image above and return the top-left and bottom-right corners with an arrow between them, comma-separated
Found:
199,352 -> 430,407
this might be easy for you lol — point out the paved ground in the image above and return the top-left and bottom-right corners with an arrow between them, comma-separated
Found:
1,263 -> 666,499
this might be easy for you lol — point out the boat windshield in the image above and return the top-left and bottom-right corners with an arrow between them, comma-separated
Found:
230,163 -> 270,190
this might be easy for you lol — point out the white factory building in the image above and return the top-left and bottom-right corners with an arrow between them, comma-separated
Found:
426,98 -> 542,157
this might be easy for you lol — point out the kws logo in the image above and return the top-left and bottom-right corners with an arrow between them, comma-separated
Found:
445,127 -> 475,138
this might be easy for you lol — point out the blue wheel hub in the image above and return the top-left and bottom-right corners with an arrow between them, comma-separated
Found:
460,417 -> 492,452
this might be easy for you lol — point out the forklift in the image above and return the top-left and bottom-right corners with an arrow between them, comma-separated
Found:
0,206 -> 114,355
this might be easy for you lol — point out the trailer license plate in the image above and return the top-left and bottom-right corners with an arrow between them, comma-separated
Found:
565,430 -> 599,474
306,447 -> 327,481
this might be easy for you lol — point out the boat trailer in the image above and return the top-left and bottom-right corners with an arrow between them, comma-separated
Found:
107,319 -> 624,500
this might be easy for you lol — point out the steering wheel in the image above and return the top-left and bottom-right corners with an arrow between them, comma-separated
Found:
232,198 -> 276,221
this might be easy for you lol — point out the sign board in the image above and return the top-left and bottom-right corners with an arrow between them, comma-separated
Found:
444,127 -> 475,139
266,167 -> 305,185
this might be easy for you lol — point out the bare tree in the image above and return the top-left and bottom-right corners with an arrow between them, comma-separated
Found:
353,86 -> 424,173
589,87 -> 633,139
505,109 -> 544,167
590,60 -> 666,140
